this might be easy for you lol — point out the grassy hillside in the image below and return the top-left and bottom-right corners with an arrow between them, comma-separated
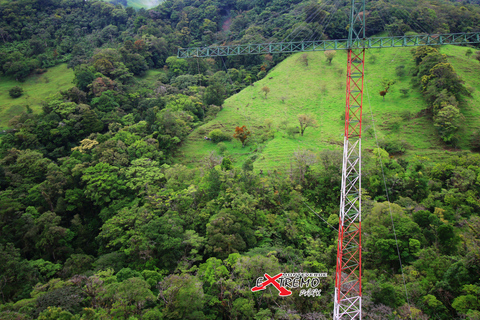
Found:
101,0 -> 163,9
0,64 -> 74,129
177,45 -> 480,172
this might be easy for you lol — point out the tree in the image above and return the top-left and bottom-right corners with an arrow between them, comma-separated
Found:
206,209 -> 246,258
73,65 -> 95,91
233,125 -> 251,147
203,82 -> 225,106
124,53 -> 148,76
81,162 -> 126,206
324,50 -> 337,64
412,46 -> 438,65
158,274 -> 205,319
261,86 -> 270,99
434,105 -> 464,143
108,277 -> 155,318
9,86 -> 23,98
0,243 -> 34,303
297,114 -> 318,136
27,211 -> 73,261
124,158 -> 165,193
91,90 -> 119,112
465,48 -> 473,59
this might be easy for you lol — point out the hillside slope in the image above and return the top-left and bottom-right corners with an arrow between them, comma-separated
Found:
0,64 -> 74,129
177,45 -> 480,171
101,0 -> 163,9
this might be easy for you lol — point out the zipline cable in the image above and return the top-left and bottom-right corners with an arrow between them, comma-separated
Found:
365,74 -> 413,320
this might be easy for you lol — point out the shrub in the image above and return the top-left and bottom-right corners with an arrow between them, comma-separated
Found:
395,65 -> 406,77
378,138 -> 407,154
286,126 -> 299,138
9,86 -> 23,98
209,129 -> 231,143
217,142 -> 227,154
399,88 -> 410,97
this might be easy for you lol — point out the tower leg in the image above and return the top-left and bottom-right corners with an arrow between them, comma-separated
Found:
333,47 -> 364,320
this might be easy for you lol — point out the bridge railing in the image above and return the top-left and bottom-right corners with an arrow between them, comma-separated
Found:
177,32 -> 480,58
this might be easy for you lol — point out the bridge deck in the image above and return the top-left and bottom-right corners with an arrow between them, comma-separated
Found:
178,32 -> 480,58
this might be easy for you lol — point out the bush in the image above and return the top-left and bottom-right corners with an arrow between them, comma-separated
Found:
395,65 -> 406,77
209,129 -> 231,143
9,86 -> 23,98
170,74 -> 197,89
286,126 -> 299,138
399,88 -> 410,97
217,142 -> 227,154
379,138 -> 407,154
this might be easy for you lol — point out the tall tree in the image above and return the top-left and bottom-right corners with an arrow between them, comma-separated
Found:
297,114 -> 318,136
233,126 -> 251,147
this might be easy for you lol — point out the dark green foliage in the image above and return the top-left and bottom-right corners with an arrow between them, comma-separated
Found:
35,286 -> 84,317
372,283 -> 402,308
8,86 -> 23,98
208,129 -> 231,143
221,157 -> 233,170
0,243 -> 35,303
158,274 -> 205,320
74,66 -> 95,92
116,268 -> 142,282
378,137 -> 407,154
203,83 -> 225,106
124,53 -> 148,76
61,254 -> 94,278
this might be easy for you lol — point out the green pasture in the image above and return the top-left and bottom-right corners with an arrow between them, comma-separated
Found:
101,0 -> 163,9
0,64 -> 74,129
136,69 -> 164,82
124,0 -> 162,9
177,45 -> 480,172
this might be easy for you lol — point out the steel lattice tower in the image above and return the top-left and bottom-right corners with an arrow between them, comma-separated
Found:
334,0 -> 365,319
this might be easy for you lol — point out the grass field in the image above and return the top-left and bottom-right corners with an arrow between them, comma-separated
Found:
100,0 -> 163,9
177,45 -> 480,172
0,64 -> 75,129
136,69 -> 165,82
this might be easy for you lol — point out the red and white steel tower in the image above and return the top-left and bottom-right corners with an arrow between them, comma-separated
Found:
334,0 -> 365,319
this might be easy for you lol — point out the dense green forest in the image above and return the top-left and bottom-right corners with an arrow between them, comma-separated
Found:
1,0 -> 480,319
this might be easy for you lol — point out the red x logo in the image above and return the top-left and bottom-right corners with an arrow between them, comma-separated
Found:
251,273 -> 292,296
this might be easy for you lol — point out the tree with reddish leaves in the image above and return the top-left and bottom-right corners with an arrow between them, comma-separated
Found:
233,125 -> 251,147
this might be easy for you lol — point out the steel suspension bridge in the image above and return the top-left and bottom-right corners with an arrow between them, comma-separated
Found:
178,1 -> 480,318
